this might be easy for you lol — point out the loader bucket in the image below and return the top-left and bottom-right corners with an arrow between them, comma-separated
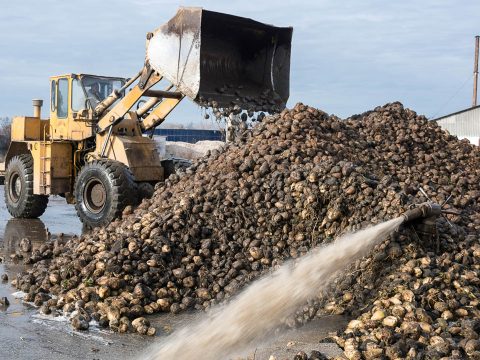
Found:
146,7 -> 292,111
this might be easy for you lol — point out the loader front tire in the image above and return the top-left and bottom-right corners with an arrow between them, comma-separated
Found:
74,160 -> 137,229
4,154 -> 49,218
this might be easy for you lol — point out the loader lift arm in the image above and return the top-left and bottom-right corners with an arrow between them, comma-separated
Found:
94,6 -> 292,138
95,67 -> 184,135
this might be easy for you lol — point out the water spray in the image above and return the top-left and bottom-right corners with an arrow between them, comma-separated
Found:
142,198 -> 461,360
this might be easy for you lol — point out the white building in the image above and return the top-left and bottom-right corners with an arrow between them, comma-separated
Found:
435,105 -> 480,146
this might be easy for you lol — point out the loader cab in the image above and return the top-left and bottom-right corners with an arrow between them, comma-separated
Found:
49,74 -> 126,141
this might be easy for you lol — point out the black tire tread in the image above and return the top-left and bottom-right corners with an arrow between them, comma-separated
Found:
4,154 -> 49,218
74,159 -> 137,228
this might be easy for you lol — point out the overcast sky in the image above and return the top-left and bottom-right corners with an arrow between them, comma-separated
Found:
0,0 -> 478,126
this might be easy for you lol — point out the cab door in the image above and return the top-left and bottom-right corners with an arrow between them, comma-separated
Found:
49,76 -> 70,140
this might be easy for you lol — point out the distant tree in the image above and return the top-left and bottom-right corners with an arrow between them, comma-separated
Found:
0,117 -> 11,162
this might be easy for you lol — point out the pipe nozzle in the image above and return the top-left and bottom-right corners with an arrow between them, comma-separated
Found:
402,202 -> 442,223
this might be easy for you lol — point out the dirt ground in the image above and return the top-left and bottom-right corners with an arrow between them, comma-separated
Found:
0,186 -> 345,360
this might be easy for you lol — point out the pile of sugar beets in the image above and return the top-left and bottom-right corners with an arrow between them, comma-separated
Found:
11,102 -> 480,358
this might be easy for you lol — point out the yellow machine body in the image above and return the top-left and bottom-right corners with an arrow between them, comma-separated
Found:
4,73 -> 170,200
1,7 -> 292,227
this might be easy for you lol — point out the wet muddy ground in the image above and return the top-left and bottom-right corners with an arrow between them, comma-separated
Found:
0,186 -> 344,360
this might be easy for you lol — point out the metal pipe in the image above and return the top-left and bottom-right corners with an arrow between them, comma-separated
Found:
94,70 -> 143,116
120,71 -> 143,93
136,97 -> 160,118
100,125 -> 114,158
136,84 -> 176,117
32,99 -> 43,118
473,35 -> 479,107
143,90 -> 183,99
94,92 -> 120,116
402,203 -> 442,223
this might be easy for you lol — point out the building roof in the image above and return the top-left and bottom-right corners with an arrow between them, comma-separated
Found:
434,104 -> 480,121
434,104 -> 480,139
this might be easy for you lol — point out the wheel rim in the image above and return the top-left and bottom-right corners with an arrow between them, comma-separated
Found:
83,178 -> 107,214
8,172 -> 22,203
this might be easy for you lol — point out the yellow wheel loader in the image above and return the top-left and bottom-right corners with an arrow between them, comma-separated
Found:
0,7 -> 292,228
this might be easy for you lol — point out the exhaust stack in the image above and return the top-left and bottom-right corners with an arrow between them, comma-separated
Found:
32,99 -> 43,119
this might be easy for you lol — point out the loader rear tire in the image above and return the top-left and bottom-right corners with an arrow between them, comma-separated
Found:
74,160 -> 137,229
4,154 -> 49,219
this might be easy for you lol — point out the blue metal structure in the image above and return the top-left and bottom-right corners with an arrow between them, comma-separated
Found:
153,129 -> 225,143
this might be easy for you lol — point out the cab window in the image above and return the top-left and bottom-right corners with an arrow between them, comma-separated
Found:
72,79 -> 86,112
50,80 -> 56,111
57,78 -> 69,118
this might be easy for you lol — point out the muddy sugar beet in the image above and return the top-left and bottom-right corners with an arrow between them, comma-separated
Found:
12,102 -> 480,359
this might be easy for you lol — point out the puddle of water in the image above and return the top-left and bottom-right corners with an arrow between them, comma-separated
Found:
0,184 -> 83,312
31,314 -> 114,345
12,291 -> 26,298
